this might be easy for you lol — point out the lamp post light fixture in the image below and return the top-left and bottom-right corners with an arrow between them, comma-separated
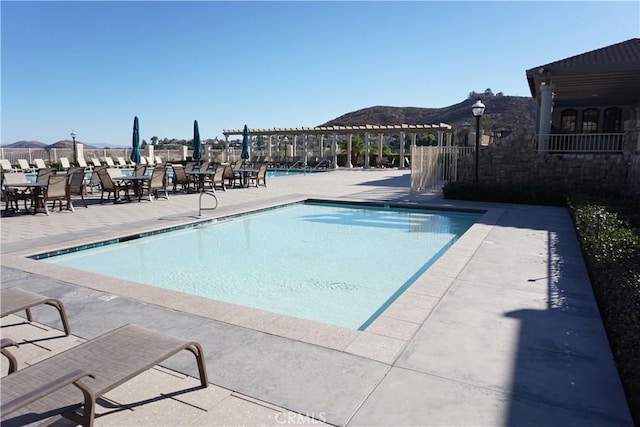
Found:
471,100 -> 485,183
70,130 -> 77,165
462,120 -> 470,146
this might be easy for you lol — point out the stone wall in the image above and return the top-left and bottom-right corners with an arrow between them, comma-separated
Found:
457,128 -> 640,196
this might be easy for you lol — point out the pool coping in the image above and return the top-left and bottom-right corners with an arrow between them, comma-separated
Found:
0,196 -> 501,365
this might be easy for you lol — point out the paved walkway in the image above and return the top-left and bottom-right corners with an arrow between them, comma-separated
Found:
0,169 -> 632,426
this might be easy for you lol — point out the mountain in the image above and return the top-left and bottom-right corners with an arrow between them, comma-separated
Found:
48,140 -> 97,149
321,95 -> 536,131
4,140 -> 48,148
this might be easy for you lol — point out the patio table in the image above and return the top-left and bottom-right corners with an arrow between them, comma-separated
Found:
186,170 -> 215,192
116,175 -> 151,200
235,167 -> 258,188
5,183 -> 48,215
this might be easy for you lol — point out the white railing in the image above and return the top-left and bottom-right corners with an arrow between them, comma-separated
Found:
410,145 -> 475,192
537,133 -> 624,153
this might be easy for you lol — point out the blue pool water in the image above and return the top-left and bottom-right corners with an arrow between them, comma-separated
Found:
267,169 -> 326,178
40,202 -> 480,329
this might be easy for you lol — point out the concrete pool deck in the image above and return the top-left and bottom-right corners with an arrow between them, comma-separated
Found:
0,169 -> 633,426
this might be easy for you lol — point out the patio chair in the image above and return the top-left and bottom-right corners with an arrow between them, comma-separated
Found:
213,165 -> 227,191
94,166 -> 131,203
90,158 -> 102,168
17,159 -> 36,173
139,165 -> 169,202
35,167 -> 56,185
154,155 -> 163,165
1,172 -> 31,212
249,163 -> 268,188
171,165 -> 192,193
1,288 -> 71,336
1,338 -> 19,374
104,157 -> 116,167
1,159 -> 18,172
41,174 -> 74,214
225,163 -> 239,188
134,164 -> 148,177
0,323 -> 208,427
67,167 -> 88,208
146,156 -> 155,166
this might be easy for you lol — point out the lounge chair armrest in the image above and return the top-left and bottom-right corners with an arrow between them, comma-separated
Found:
1,338 -> 19,349
1,338 -> 19,374
1,369 -> 95,416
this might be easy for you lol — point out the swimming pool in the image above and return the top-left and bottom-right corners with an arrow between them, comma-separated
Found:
38,201 -> 480,330
267,169 -> 327,178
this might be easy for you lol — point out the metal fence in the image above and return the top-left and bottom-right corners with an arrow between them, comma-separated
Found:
410,145 -> 474,192
537,133 -> 624,153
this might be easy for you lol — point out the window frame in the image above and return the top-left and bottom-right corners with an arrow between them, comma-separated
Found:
581,108 -> 599,134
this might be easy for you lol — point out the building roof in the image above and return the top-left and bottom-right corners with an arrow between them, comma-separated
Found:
525,38 -> 640,106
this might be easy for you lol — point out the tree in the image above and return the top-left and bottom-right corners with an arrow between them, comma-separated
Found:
484,88 -> 494,96
150,136 -> 158,145
416,134 -> 437,146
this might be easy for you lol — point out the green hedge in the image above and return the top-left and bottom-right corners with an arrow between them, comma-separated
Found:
566,193 -> 640,424
442,181 -> 566,206
443,182 -> 640,423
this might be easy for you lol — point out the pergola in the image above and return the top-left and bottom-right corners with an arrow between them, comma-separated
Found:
222,123 -> 453,168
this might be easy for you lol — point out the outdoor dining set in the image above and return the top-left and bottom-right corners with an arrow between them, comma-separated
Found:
0,157 -> 268,216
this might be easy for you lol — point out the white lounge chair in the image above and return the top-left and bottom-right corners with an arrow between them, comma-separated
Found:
59,157 -> 71,170
77,158 -> 89,169
17,159 -> 35,173
1,159 -> 17,172
34,159 -> 48,169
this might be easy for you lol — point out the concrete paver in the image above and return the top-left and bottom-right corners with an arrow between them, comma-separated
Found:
0,169 -> 632,426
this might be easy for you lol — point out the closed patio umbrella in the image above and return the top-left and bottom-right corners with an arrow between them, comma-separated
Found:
241,124 -> 250,161
130,116 -> 141,164
192,120 -> 202,161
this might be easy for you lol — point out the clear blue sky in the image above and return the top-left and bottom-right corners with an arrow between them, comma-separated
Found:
2,1 -> 638,146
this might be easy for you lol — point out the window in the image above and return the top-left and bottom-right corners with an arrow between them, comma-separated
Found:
603,108 -> 622,133
581,109 -> 599,133
560,109 -> 577,133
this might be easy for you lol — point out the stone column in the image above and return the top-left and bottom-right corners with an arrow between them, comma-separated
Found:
332,134 -> 338,168
347,134 -> 353,168
364,132 -> 370,169
378,134 -> 384,167
399,132 -> 405,169
538,82 -> 555,150
224,135 -> 230,162
292,135 -> 297,157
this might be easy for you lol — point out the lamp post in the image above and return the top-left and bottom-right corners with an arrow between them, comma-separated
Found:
462,121 -> 470,146
70,130 -> 77,166
472,100 -> 485,182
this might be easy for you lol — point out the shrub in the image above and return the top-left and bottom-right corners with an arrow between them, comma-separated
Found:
567,194 -> 640,423
442,181 -> 565,206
